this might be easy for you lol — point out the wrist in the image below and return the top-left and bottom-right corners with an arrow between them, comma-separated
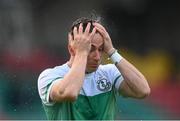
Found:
107,47 -> 116,56
109,49 -> 123,65
76,51 -> 89,57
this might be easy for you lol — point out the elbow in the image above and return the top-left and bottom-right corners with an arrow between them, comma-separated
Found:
137,78 -> 151,99
52,88 -> 79,102
64,90 -> 78,102
59,88 -> 79,102
143,87 -> 151,98
138,86 -> 151,99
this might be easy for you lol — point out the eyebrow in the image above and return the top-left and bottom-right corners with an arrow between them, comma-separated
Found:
91,43 -> 104,48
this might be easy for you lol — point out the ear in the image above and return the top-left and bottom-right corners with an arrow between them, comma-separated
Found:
68,32 -> 75,56
68,44 -> 75,56
68,32 -> 73,43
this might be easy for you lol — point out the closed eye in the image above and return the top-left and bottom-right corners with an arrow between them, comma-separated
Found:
98,47 -> 104,52
90,45 -> 104,53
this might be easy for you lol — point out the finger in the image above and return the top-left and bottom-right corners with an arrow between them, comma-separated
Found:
84,22 -> 91,34
95,26 -> 106,37
93,23 -> 106,32
90,27 -> 96,37
73,27 -> 78,36
79,23 -> 83,34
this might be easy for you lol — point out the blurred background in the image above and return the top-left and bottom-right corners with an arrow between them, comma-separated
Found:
0,0 -> 180,119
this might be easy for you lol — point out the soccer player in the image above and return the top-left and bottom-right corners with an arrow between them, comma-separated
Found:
38,17 -> 150,120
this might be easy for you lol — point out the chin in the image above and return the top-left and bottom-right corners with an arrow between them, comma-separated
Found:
86,67 -> 98,73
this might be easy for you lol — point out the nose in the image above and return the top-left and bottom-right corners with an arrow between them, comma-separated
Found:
94,50 -> 101,61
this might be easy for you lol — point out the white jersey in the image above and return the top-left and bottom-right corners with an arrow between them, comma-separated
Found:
38,63 -> 124,120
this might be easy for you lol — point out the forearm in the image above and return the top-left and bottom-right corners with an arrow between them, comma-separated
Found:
109,49 -> 150,98
116,58 -> 150,96
93,22 -> 150,98
62,53 -> 87,92
51,52 -> 88,101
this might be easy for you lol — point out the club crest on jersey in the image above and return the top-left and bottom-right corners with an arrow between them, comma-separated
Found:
96,77 -> 111,91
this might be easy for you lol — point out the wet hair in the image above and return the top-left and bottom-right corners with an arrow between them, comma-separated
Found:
70,16 -> 101,37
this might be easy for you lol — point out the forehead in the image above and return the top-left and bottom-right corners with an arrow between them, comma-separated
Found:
91,33 -> 104,47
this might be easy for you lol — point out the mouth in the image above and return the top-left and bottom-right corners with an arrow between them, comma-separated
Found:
90,64 -> 99,68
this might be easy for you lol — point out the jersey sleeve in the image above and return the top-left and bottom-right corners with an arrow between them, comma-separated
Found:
105,64 -> 124,91
38,68 -> 63,106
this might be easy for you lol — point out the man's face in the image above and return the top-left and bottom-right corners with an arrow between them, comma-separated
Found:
86,32 -> 104,73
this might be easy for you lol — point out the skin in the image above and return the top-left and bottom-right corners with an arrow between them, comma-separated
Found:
86,32 -> 104,73
93,23 -> 150,98
49,22 -> 150,102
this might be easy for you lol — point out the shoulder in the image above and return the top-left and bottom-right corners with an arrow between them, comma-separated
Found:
38,63 -> 68,81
